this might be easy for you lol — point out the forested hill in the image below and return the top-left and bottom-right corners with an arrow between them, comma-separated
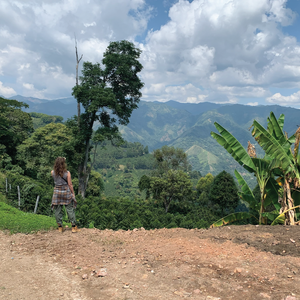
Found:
12,94 -> 300,177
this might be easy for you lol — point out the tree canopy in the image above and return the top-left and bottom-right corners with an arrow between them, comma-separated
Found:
209,170 -> 239,215
72,40 -> 144,197
0,97 -> 33,164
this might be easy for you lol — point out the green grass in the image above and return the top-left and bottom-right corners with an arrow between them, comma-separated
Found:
0,201 -> 58,234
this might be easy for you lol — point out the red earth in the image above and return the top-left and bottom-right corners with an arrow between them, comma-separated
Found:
1,225 -> 300,300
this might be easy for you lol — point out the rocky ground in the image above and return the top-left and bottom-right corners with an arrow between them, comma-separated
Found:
1,225 -> 300,300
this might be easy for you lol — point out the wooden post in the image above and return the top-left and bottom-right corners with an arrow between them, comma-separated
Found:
9,184 -> 11,191
34,196 -> 40,214
17,186 -> 20,209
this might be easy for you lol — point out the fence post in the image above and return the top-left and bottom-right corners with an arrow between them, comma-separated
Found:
34,196 -> 40,214
17,186 -> 20,209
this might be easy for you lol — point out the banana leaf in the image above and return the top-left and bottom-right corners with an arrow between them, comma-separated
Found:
264,177 -> 280,208
277,114 -> 285,131
252,120 -> 296,174
292,190 -> 300,207
211,123 -> 256,172
271,205 -> 300,225
234,170 -> 259,210
261,211 -> 279,222
269,112 -> 286,146
210,212 -> 258,228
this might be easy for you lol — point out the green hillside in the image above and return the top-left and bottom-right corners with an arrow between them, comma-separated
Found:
17,96 -> 300,181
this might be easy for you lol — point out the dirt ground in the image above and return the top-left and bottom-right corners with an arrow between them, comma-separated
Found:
1,225 -> 300,300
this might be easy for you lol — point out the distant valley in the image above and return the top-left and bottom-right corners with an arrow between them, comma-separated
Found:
11,95 -> 300,183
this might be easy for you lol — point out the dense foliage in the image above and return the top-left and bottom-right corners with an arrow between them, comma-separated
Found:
0,97 -> 33,164
209,171 -> 240,216
75,196 -> 218,230
72,40 -> 144,197
0,95 -> 246,232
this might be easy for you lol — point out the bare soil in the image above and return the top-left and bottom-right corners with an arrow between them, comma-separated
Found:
1,225 -> 300,300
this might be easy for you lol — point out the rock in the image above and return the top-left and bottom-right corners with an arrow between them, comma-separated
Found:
284,296 -> 298,300
123,284 -> 130,289
206,296 -> 221,300
97,268 -> 107,277
97,271 -> 107,277
234,268 -> 243,274
82,274 -> 88,280
193,289 -> 201,294
259,293 -> 271,299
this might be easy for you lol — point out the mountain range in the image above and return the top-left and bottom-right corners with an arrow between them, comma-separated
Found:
10,95 -> 300,183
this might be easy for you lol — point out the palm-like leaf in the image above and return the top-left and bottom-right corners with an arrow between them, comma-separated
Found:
252,120 -> 298,175
210,212 -> 258,228
211,123 -> 256,172
234,170 -> 259,210
271,206 -> 300,225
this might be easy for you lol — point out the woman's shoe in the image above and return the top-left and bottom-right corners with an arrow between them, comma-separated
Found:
72,226 -> 80,233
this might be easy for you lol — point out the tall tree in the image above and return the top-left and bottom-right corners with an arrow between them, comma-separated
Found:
0,97 -> 33,164
209,170 -> 239,215
72,40 -> 144,198
17,123 -> 76,182
152,145 -> 191,176
150,170 -> 194,213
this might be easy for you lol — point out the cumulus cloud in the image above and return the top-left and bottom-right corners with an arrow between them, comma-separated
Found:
140,0 -> 300,103
0,0 -> 150,98
0,0 -> 300,105
266,91 -> 300,106
0,81 -> 16,97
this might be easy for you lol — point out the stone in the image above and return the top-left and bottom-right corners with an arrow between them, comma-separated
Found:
96,271 -> 107,277
234,268 -> 243,273
259,293 -> 271,299
82,274 -> 88,280
193,289 -> 201,294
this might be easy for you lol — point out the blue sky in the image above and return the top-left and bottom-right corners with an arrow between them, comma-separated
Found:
1,0 -> 300,108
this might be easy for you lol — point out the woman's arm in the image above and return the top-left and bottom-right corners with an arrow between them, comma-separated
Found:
67,171 -> 75,195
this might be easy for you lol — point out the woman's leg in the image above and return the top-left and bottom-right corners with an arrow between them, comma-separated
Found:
65,201 -> 76,225
53,205 -> 63,227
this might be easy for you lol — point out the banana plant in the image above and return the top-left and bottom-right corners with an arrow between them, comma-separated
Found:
251,112 -> 299,225
211,122 -> 278,224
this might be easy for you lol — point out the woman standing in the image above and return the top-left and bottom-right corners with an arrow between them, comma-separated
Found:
51,157 -> 80,233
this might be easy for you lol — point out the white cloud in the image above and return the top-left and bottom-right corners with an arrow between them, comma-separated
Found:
247,102 -> 259,106
0,0 -> 150,98
0,81 -> 16,97
140,0 -> 300,103
0,0 -> 300,104
266,91 -> 300,106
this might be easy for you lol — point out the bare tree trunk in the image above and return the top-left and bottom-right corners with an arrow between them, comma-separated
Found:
75,37 -> 82,127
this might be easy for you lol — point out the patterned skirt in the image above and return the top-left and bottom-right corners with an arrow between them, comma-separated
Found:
51,185 -> 73,207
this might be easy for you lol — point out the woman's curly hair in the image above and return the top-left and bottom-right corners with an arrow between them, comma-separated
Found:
53,157 -> 67,177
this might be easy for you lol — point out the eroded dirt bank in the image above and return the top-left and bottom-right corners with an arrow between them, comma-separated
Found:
1,225 -> 300,300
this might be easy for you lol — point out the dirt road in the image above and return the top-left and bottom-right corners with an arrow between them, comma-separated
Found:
1,225 -> 300,300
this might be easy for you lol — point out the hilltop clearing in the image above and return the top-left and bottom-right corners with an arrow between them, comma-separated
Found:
1,225 -> 300,300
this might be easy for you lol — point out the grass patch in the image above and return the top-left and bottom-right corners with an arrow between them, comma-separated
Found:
0,201 -> 58,234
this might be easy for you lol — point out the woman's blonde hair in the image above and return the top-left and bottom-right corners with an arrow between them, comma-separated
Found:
53,157 -> 67,177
